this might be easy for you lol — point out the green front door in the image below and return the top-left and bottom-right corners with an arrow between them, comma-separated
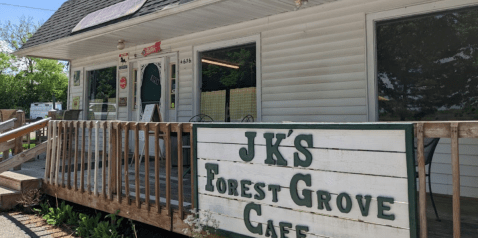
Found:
141,63 -> 162,112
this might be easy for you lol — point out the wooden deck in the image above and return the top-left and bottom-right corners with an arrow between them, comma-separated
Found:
427,194 -> 478,238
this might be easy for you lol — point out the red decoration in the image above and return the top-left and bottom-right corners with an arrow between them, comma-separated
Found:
142,42 -> 161,57
120,77 -> 127,89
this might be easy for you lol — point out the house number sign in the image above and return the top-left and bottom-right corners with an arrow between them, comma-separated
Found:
194,124 -> 418,238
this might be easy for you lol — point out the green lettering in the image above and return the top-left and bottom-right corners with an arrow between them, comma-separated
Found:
239,132 -> 256,162
377,197 -> 395,221
205,163 -> 218,192
279,222 -> 292,238
216,178 -> 227,194
244,203 -> 263,235
228,179 -> 239,196
265,220 -> 277,238
337,193 -> 352,213
294,135 -> 313,168
317,190 -> 332,211
254,183 -> 266,200
356,195 -> 372,217
290,174 -> 312,208
268,184 -> 281,203
241,180 -> 252,198
296,225 -> 309,238
264,133 -> 287,166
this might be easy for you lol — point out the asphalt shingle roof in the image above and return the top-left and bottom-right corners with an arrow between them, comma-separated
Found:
23,0 -> 194,49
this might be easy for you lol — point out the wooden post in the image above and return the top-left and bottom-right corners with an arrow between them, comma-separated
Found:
177,123 -> 184,219
145,123 -> 150,210
111,123 -> 117,199
165,123 -> 171,216
48,110 -> 57,120
94,121 -> 100,196
108,122 -> 114,200
74,121 -> 79,191
134,123 -> 140,208
124,122 -> 130,204
190,125 -> 194,210
417,123 -> 427,238
154,123 -> 160,213
451,123 -> 461,238
117,123 -> 122,203
44,121 -> 53,182
62,121 -> 68,187
55,122 -> 62,186
67,121 -> 73,189
87,121 -> 93,194
80,121 -> 86,193
49,121 -> 57,185
13,110 -> 24,170
102,122 -> 107,199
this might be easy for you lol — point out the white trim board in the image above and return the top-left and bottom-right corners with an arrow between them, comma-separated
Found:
193,34 -> 262,122
365,0 -> 478,122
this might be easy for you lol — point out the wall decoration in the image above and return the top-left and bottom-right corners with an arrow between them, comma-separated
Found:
142,42 -> 161,57
73,71 -> 81,86
119,97 -> 128,107
120,77 -> 127,89
72,96 -> 80,110
119,53 -> 129,71
194,124 -> 417,238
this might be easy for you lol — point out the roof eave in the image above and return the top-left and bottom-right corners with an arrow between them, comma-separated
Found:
14,0 -> 223,59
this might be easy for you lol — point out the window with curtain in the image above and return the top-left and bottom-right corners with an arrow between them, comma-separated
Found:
87,66 -> 117,120
377,7 -> 478,121
200,43 -> 256,122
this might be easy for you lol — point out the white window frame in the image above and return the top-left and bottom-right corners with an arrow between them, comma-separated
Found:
84,62 -> 119,120
366,0 -> 478,122
193,35 -> 262,122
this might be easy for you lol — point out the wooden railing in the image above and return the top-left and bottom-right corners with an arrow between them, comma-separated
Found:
43,120 -> 194,232
0,110 -> 50,172
415,121 -> 478,238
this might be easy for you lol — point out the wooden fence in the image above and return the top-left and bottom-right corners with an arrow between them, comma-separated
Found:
415,122 -> 478,238
43,120 -> 194,232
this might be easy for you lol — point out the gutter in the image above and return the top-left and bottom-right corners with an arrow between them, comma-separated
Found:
14,0 -> 224,58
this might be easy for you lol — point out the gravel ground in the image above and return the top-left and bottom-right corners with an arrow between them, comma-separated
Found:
0,212 -> 73,238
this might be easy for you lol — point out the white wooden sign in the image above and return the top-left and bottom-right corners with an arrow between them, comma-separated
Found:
194,124 -> 417,238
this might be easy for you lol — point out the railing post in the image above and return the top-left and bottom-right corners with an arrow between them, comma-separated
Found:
451,123 -> 461,238
13,110 -> 25,170
417,123 -> 427,238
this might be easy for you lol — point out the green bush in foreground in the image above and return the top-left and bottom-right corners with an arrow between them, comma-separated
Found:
34,201 -> 127,238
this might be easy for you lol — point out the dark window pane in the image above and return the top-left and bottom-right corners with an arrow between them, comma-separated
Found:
87,66 -> 117,120
200,43 -> 257,122
377,7 -> 478,121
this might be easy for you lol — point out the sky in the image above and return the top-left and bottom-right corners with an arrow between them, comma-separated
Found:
0,0 -> 66,25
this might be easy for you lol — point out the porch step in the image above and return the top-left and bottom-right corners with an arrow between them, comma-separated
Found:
0,186 -> 21,210
0,171 -> 41,192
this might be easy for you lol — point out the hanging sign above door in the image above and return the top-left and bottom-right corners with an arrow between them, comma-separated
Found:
142,42 -> 161,57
